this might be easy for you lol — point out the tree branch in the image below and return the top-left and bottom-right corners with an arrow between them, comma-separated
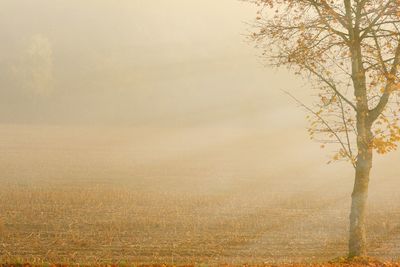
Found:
284,90 -> 356,167
369,40 -> 400,122
305,65 -> 358,111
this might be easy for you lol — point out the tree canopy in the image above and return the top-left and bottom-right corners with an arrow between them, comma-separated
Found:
248,0 -> 400,165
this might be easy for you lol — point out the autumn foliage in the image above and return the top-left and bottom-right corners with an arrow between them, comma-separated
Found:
248,0 -> 400,163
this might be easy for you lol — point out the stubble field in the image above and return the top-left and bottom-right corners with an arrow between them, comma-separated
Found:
0,125 -> 399,265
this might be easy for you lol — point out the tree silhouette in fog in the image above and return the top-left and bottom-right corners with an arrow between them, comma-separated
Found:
246,0 -> 400,258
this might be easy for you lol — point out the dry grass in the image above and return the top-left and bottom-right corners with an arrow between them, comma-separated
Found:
0,184 -> 399,266
0,125 -> 399,265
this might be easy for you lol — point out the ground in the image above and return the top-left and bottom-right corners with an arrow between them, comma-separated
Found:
0,125 -> 399,265
1,184 -> 400,265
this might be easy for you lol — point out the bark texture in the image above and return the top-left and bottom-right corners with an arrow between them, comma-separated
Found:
349,136 -> 372,257
348,25 -> 373,257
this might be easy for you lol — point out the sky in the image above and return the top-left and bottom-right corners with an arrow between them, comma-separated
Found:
0,0 -> 306,128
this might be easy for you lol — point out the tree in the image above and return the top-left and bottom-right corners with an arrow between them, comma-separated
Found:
245,0 -> 400,258
12,34 -> 54,96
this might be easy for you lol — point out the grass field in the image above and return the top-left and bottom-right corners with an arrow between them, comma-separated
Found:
0,125 -> 399,265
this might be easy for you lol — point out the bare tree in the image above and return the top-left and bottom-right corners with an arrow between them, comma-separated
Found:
245,0 -> 400,258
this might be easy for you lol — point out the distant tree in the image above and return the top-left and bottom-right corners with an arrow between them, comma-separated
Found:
245,0 -> 400,258
12,34 -> 54,96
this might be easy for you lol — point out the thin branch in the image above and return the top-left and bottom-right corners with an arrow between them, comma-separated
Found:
305,65 -> 358,111
283,90 -> 355,167
360,0 -> 394,40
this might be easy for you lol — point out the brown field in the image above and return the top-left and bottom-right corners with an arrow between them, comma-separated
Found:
0,125 -> 399,265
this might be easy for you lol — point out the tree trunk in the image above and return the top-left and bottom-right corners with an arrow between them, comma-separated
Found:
347,22 -> 373,256
348,129 -> 373,258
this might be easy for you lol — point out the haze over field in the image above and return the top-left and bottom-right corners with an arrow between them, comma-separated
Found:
0,0 -> 399,264
1,0 -> 296,126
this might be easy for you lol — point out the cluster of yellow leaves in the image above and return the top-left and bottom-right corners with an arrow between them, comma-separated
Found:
327,148 -> 356,165
371,116 -> 400,154
371,137 -> 398,154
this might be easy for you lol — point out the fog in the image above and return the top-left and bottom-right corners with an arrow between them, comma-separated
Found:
0,0 -> 296,126
1,0 -> 397,187
0,0 -> 399,264
0,0 -> 358,188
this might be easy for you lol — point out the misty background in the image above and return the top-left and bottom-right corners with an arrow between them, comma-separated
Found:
0,0 -> 294,127
0,0 -> 397,195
